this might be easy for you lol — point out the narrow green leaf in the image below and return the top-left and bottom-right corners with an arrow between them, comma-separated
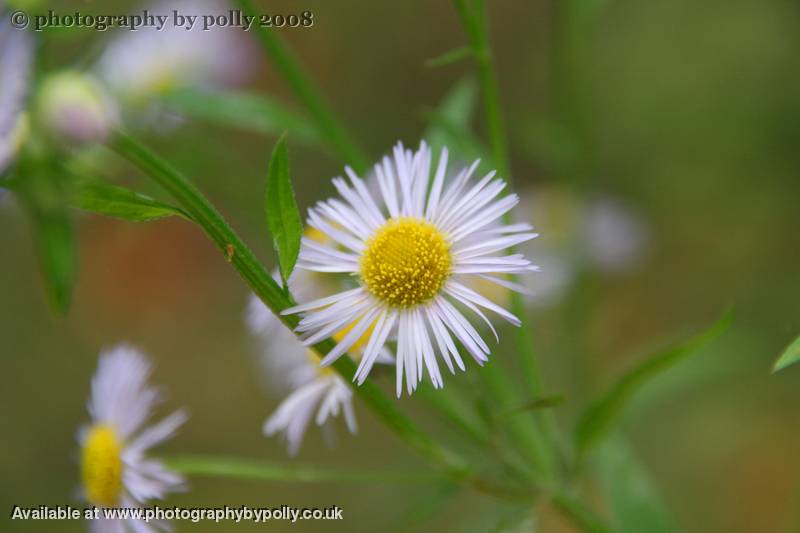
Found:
575,309 -> 733,454
264,135 -> 302,285
773,333 -> 800,373
502,395 -> 566,418
161,89 -> 324,147
165,454 -> 445,484
30,208 -> 77,314
72,181 -> 190,222
595,437 -> 676,533
426,46 -> 473,68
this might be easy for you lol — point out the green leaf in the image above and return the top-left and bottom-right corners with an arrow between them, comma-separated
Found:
72,180 -> 190,222
595,437 -> 676,533
773,333 -> 800,373
575,309 -> 733,454
30,208 -> 77,315
161,89 -> 323,147
426,46 -> 473,68
264,134 -> 302,285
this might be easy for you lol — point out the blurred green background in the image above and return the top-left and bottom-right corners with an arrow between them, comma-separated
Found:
2,0 -> 799,531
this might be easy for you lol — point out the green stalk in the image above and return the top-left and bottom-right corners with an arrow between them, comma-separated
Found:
453,0 -> 557,479
165,455 -> 447,484
109,130 -> 525,501
452,0 -> 509,178
235,0 -> 369,174
452,3 -> 613,531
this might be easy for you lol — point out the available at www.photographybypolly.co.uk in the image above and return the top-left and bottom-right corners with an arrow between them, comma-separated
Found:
1,0 -> 799,532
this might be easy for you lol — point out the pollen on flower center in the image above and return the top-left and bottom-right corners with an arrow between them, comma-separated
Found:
360,217 -> 451,307
81,424 -> 123,507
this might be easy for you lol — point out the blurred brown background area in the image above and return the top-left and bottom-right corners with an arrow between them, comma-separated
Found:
2,0 -> 800,531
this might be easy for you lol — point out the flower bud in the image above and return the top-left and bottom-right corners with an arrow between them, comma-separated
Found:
37,71 -> 118,146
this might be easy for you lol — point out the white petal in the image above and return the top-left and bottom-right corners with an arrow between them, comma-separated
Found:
125,409 -> 188,456
453,233 -> 539,260
449,194 -> 519,242
444,288 -> 500,343
354,311 -> 397,385
307,208 -> 365,253
282,287 -> 364,315
89,344 -> 160,440
447,280 -> 521,325
424,147 -> 449,219
345,166 -> 386,228
319,306 -> 382,365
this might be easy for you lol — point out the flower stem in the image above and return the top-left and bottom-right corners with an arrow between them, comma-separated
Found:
165,454 -> 448,484
453,0 -> 558,480
235,0 -> 369,174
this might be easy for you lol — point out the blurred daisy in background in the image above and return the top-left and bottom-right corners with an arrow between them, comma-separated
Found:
246,267 -> 392,455
516,186 -> 649,308
95,0 -> 257,121
0,13 -> 33,178
284,141 -> 539,396
580,195 -> 648,274
78,344 -> 187,531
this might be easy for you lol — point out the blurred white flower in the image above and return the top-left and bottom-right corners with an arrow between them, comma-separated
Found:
37,71 -> 118,145
515,187 -> 649,308
246,268 -> 392,455
581,196 -> 648,273
96,0 -> 257,107
0,15 -> 33,176
79,344 -> 187,531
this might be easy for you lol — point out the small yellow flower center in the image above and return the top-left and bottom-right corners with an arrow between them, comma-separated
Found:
81,424 -> 123,507
360,217 -> 451,308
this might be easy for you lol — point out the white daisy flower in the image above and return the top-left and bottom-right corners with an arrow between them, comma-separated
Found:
78,344 -> 187,531
0,14 -> 33,177
283,141 -> 539,396
247,267 -> 391,455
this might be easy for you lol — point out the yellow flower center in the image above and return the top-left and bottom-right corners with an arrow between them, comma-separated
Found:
360,217 -> 451,308
81,424 -> 123,507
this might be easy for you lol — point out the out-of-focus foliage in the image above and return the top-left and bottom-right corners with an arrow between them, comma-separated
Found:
1,0 -> 799,532
773,333 -> 800,373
